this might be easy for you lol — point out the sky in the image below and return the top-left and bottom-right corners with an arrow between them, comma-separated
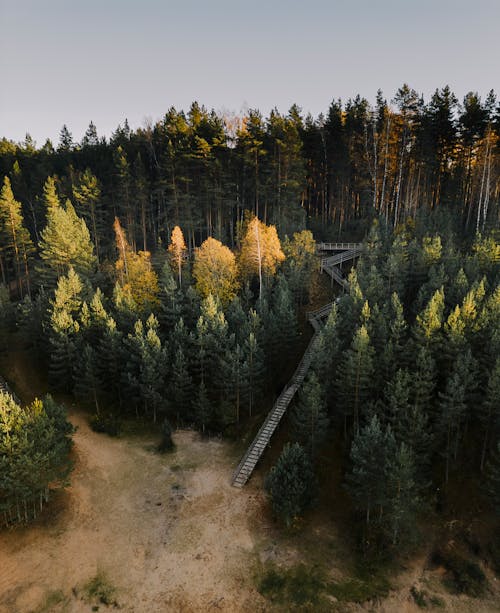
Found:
1,0 -> 499,145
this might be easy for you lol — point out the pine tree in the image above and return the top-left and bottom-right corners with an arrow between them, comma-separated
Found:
243,331 -> 265,417
74,344 -> 102,413
384,443 -> 421,546
484,440 -> 500,513
58,125 -> 73,152
414,287 -> 445,347
0,392 -> 74,525
169,347 -> 193,424
268,275 -> 298,368
383,368 -> 412,433
479,359 -> 500,471
38,198 -> 97,289
0,176 -> 34,297
48,268 -> 83,390
290,372 -> 329,457
264,443 -> 317,527
346,415 -> 396,527
72,169 -> 104,262
158,418 -> 174,453
158,262 -> 184,333
194,380 -> 213,434
336,324 -> 375,436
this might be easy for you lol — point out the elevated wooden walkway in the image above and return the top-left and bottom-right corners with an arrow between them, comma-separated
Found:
231,243 -> 362,487
0,375 -> 21,405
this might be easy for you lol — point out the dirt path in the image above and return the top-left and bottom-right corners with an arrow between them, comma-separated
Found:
0,413 -> 268,613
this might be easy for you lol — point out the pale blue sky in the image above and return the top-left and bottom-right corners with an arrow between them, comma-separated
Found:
1,0 -> 498,144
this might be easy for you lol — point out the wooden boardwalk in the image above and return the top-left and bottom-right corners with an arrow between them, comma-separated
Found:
0,375 -> 21,405
231,243 -> 362,487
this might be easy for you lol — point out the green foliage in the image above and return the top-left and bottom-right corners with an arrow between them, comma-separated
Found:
433,550 -> 487,597
82,571 -> 118,607
257,564 -> 324,607
327,573 -> 391,603
158,418 -> 174,452
37,196 -> 97,289
89,413 -> 121,437
265,443 -> 317,527
0,392 -> 74,525
290,372 -> 329,457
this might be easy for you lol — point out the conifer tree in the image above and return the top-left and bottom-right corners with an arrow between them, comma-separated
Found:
169,347 -> 193,424
414,287 -> 445,347
336,324 -> 375,436
384,443 -> 421,546
479,359 -> 500,471
265,443 -> 316,527
38,199 -> 97,289
290,372 -> 329,457
484,441 -> 500,513
48,268 -> 83,389
194,380 -> 213,434
0,176 -> 34,297
346,415 -> 396,527
243,331 -> 265,417
74,344 -> 102,413
72,169 -> 104,262
158,418 -> 174,453
158,262 -> 184,332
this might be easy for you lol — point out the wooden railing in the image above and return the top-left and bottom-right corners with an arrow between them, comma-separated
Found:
231,243 -> 362,487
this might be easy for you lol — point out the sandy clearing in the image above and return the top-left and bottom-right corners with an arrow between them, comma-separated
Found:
0,412 -> 268,613
1,408 -> 499,613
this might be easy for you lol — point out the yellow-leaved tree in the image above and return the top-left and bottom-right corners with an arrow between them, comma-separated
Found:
114,217 -> 158,312
193,237 -> 239,305
239,216 -> 285,300
168,225 -> 187,287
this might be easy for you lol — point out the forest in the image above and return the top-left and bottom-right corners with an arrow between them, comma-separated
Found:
0,85 -> 499,603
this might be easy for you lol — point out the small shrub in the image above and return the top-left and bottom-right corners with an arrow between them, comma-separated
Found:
258,568 -> 286,601
429,594 -> 445,607
488,530 -> 500,574
433,549 -> 487,597
410,586 -> 428,608
89,413 -> 121,437
82,571 -> 117,606
158,418 -> 174,452
328,575 -> 391,603
257,564 -> 324,607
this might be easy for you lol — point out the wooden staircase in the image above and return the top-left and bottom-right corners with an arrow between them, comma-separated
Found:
0,375 -> 21,405
231,242 -> 362,487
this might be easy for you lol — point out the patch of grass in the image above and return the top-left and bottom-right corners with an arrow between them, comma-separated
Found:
89,413 -> 121,437
31,590 -> 68,613
82,571 -> 118,607
257,563 -> 325,608
327,574 -> 391,604
429,594 -> 445,608
410,586 -> 430,608
433,549 -> 487,597
170,462 -> 197,472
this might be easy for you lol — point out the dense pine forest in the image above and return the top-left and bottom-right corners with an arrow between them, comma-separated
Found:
0,86 -> 499,581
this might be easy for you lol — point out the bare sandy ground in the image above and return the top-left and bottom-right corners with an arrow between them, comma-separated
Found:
0,413 -> 268,613
0,407 -> 498,613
